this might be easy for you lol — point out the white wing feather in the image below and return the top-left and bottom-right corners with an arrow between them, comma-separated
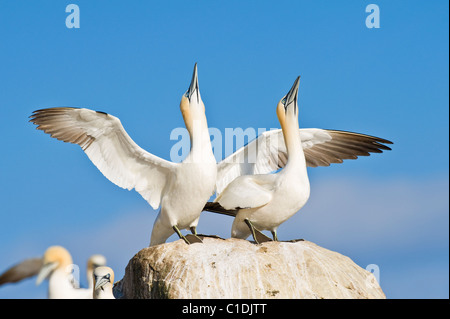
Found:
214,175 -> 274,210
216,128 -> 392,195
30,107 -> 177,209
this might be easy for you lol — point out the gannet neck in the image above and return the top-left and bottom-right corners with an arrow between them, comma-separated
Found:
180,96 -> 215,164
187,114 -> 215,163
47,267 -> 76,299
93,283 -> 115,299
283,116 -> 305,165
276,108 -> 304,171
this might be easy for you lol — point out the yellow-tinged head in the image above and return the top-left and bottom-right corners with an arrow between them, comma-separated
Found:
277,76 -> 301,132
180,63 -> 206,133
42,246 -> 73,268
93,266 -> 114,292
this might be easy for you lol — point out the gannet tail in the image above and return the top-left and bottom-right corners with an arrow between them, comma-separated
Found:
203,202 -> 238,217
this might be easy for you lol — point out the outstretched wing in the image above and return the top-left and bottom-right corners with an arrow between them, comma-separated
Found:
216,128 -> 392,194
30,107 -> 177,209
0,258 -> 43,286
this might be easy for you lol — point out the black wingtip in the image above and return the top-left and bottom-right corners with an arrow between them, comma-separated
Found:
203,202 -> 237,217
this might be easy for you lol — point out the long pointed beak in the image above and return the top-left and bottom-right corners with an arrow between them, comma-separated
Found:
36,262 -> 58,286
94,275 -> 111,291
186,63 -> 199,101
284,76 -> 300,112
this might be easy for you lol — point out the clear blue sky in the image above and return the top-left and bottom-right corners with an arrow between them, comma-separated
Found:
0,1 -> 448,299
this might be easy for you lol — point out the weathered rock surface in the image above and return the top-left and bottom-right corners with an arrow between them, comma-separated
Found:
114,237 -> 385,299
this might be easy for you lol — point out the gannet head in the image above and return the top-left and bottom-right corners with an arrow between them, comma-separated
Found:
277,76 -> 300,129
180,63 -> 205,132
93,266 -> 114,293
87,254 -> 107,273
36,246 -> 73,285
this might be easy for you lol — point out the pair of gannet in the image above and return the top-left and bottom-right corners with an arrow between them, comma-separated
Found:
30,64 -> 392,246
0,246 -> 109,298
204,76 -> 392,242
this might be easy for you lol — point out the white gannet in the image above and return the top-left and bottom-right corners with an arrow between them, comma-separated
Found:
86,254 -> 107,290
0,247 -> 106,296
204,76 -> 392,243
92,266 -> 115,299
36,246 -> 92,299
34,246 -> 92,299
29,64 -> 217,246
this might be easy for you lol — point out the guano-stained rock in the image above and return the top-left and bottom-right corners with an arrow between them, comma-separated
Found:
114,237 -> 385,299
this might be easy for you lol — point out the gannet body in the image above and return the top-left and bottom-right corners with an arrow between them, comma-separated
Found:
213,77 -> 309,241
93,266 -> 115,299
207,76 -> 393,242
30,64 -> 217,246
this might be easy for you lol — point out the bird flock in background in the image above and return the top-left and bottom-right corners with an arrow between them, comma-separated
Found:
0,64 -> 392,298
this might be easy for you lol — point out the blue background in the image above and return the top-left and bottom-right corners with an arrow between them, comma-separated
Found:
0,1 -> 448,298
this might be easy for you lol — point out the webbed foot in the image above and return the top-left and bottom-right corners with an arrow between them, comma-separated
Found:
244,219 -> 272,244
173,225 -> 203,245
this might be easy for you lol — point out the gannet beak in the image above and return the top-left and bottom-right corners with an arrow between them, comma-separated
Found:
283,76 -> 300,112
186,63 -> 199,102
94,274 -> 111,291
36,262 -> 58,286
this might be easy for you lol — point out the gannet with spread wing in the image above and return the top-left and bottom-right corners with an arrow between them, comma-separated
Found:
204,76 -> 392,243
35,246 -> 92,299
0,246 -> 91,298
0,246 -> 107,298
30,64 -> 217,246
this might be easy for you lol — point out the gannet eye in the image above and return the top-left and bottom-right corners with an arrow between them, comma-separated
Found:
281,98 -> 287,105
104,274 -> 110,280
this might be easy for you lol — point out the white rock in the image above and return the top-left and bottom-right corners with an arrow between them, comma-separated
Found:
115,237 -> 385,299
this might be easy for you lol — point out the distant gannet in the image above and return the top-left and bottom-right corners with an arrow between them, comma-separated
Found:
204,76 -> 392,243
92,266 -> 115,299
36,246 -> 92,299
0,246 -> 106,298
30,64 -> 217,246
86,254 -> 107,290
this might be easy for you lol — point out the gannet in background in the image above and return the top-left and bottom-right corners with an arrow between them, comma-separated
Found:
204,76 -> 393,243
34,246 -> 92,298
30,64 -> 217,246
92,266 -> 115,299
86,254 -> 107,290
0,246 -> 106,298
